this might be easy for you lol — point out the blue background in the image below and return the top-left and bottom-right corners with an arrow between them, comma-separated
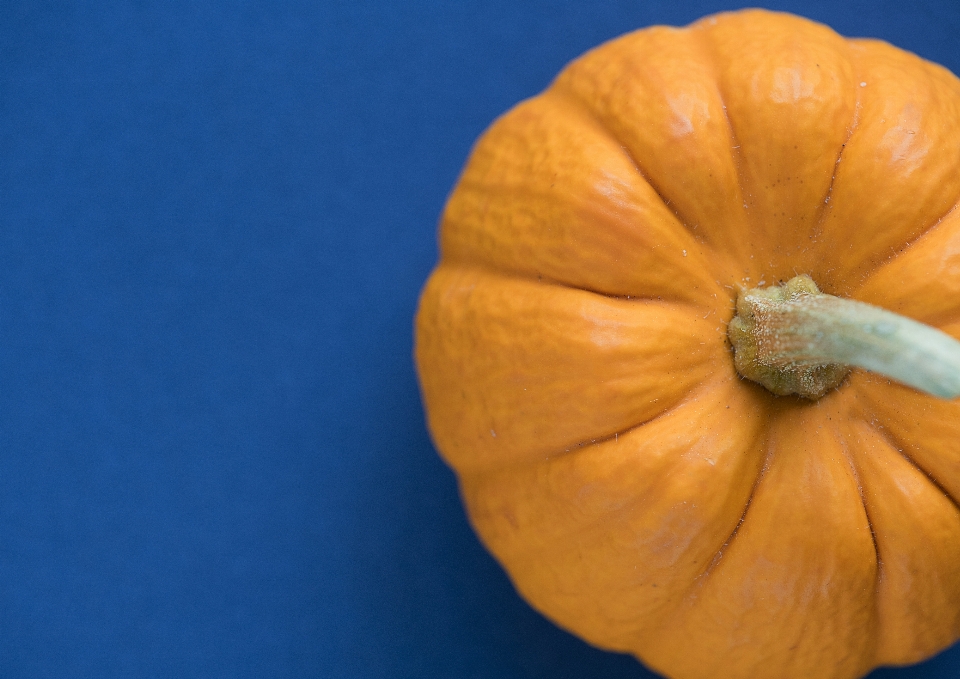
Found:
3,1 -> 960,677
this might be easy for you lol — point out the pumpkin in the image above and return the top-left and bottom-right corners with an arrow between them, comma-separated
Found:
414,9 -> 960,679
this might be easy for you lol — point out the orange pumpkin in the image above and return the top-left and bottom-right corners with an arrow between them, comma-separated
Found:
414,9 -> 960,679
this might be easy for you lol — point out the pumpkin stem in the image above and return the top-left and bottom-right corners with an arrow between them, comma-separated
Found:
727,275 -> 960,399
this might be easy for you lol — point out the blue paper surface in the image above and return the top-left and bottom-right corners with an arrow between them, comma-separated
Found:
3,1 -> 960,677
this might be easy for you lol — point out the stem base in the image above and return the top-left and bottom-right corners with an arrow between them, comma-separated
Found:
728,276 -> 851,399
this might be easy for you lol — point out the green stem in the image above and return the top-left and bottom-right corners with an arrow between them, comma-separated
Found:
728,275 -> 960,400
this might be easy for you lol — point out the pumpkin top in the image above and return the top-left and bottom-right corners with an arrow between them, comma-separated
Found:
416,9 -> 960,679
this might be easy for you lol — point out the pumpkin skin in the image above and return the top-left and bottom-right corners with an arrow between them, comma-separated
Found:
414,9 -> 960,679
